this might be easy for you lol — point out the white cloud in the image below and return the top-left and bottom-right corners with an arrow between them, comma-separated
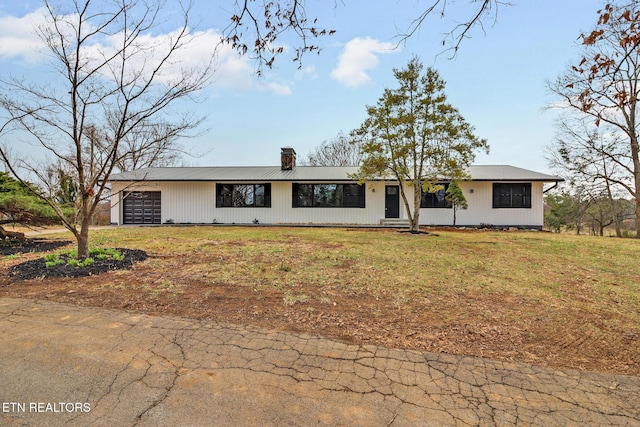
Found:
0,8 -> 291,96
0,8 -> 48,63
296,65 -> 317,79
259,81 -> 292,96
331,37 -> 396,88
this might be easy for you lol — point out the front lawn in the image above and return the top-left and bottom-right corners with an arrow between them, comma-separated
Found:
1,226 -> 638,376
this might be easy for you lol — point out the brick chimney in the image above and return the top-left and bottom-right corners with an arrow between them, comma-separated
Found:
281,147 -> 296,170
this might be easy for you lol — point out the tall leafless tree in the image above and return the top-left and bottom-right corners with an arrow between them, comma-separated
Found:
546,115 -> 629,236
108,118 -> 200,171
548,2 -> 640,236
301,132 -> 364,166
0,0 -> 212,257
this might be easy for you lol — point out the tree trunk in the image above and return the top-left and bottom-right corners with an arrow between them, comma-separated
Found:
613,214 -> 623,238
630,133 -> 640,238
76,197 -> 93,258
76,222 -> 90,259
635,200 -> 640,239
411,180 -> 421,233
634,150 -> 640,237
0,226 -> 25,242
396,179 -> 421,233
602,159 -> 622,238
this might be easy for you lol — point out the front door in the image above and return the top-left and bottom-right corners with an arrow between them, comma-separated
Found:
385,186 -> 400,218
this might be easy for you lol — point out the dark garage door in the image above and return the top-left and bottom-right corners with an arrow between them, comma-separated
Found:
123,192 -> 161,224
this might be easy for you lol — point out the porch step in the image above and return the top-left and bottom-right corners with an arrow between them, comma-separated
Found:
380,219 -> 410,227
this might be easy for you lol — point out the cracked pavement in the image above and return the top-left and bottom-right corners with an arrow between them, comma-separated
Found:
1,297 -> 639,426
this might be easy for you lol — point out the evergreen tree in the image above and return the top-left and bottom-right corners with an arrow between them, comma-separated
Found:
445,181 -> 468,226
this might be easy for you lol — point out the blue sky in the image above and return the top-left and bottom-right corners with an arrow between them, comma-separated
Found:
0,0 -> 605,173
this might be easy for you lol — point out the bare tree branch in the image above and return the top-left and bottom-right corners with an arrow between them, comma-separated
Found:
398,0 -> 511,56
221,0 -> 337,74
0,0 -> 212,257
547,2 -> 640,235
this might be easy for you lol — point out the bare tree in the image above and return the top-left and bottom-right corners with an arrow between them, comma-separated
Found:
548,2 -> 640,236
301,132 -> 364,166
546,115 -> 630,236
109,119 -> 200,171
222,0 -> 509,71
0,0 -> 212,257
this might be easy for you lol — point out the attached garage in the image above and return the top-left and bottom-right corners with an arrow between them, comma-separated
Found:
123,191 -> 161,224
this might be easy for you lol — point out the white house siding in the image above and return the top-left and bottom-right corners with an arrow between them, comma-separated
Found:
110,180 -> 544,227
110,182 -> 216,225
214,182 -> 387,225
416,181 -> 545,227
110,190 -> 120,224
161,182 -> 216,223
110,181 -> 389,225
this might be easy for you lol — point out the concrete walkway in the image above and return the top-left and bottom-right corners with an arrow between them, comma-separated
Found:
1,298 -> 639,426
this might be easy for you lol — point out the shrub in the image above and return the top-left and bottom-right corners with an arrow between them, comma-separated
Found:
43,247 -> 122,268
79,258 -> 94,267
44,253 -> 65,268
44,253 -> 58,262
45,259 -> 64,268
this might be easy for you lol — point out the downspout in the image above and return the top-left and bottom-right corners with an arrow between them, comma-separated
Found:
543,181 -> 560,194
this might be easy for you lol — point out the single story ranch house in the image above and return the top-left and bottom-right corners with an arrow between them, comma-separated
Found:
108,147 -> 563,229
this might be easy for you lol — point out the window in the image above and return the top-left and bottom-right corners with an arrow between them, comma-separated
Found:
343,184 -> 362,208
314,184 -> 343,207
493,183 -> 531,208
420,183 -> 451,209
216,184 -> 271,207
292,183 -> 365,208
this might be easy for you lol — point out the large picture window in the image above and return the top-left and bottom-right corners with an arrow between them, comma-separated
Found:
493,183 -> 531,208
293,183 -> 365,208
216,184 -> 271,207
420,183 -> 451,209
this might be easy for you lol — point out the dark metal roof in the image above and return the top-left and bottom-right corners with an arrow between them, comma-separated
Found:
108,165 -> 563,182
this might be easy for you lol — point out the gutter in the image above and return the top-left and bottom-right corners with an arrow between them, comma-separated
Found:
543,181 -> 561,194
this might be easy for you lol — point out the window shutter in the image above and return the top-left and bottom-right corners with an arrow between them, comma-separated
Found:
292,183 -> 299,208
492,184 -> 500,208
524,184 -> 532,208
358,183 -> 366,208
215,184 -> 222,208
264,184 -> 272,208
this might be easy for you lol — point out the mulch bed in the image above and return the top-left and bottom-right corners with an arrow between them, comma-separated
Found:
3,240 -> 148,281
0,239 -> 72,256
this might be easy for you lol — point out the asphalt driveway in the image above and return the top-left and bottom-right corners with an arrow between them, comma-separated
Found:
1,297 -> 639,426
